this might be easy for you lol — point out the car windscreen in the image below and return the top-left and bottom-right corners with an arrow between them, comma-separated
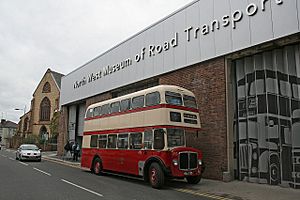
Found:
21,145 -> 39,150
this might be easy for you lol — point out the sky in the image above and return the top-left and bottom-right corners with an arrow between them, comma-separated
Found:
0,0 -> 194,123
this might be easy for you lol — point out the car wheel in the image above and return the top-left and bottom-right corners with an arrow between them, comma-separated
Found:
149,162 -> 165,189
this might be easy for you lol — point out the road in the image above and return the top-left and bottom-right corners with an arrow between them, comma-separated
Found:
0,148 -> 213,200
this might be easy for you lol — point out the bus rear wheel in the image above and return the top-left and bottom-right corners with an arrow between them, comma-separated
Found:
186,175 -> 201,184
93,158 -> 103,175
149,163 -> 165,189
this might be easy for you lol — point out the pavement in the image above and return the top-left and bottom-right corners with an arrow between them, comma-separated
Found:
41,151 -> 300,200
42,150 -> 81,168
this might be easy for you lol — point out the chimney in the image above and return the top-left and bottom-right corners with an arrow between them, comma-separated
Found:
1,119 -> 6,124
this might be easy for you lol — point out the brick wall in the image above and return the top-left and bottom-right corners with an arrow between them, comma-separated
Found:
86,92 -> 112,108
57,107 -> 68,156
159,57 -> 227,180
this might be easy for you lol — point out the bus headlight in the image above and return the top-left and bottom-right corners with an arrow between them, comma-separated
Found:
198,159 -> 202,166
172,159 -> 178,166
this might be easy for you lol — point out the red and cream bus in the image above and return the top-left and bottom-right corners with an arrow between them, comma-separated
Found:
81,85 -> 204,188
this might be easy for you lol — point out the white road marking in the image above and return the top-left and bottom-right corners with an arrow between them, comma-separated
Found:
61,179 -> 103,197
19,162 -> 29,166
9,157 -> 14,161
0,155 -> 7,158
33,167 -> 51,176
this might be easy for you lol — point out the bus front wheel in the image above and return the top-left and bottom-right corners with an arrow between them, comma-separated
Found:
149,162 -> 165,189
92,158 -> 103,175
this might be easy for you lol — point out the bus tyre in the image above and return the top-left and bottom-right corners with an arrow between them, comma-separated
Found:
186,175 -> 202,184
149,163 -> 165,189
93,158 -> 103,175
269,156 -> 280,185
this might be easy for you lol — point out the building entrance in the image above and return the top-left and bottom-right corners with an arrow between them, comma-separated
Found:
233,43 -> 300,188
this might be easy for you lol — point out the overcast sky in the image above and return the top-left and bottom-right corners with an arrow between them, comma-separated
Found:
0,0 -> 194,123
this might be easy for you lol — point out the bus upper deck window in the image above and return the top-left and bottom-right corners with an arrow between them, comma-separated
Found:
146,92 -> 160,106
120,99 -> 131,111
86,108 -> 94,118
101,104 -> 110,115
132,95 -> 144,109
183,95 -> 197,109
111,102 -> 120,113
165,91 -> 182,106
93,106 -> 101,116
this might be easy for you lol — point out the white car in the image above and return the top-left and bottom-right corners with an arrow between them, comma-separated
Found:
16,144 -> 42,162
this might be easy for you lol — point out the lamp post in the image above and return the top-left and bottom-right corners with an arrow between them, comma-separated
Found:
14,105 -> 27,137
14,105 -> 27,115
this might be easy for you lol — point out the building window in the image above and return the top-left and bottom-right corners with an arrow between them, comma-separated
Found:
39,126 -> 48,140
40,97 -> 51,121
42,82 -> 51,93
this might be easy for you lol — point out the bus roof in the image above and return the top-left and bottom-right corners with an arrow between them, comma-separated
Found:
87,85 -> 195,110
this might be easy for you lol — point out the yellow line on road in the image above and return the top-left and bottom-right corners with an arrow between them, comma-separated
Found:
173,188 -> 234,200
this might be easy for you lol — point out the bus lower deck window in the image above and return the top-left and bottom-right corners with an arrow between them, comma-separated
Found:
144,130 -> 153,149
167,128 -> 185,147
107,135 -> 117,148
118,134 -> 129,149
154,129 -> 165,150
90,135 -> 98,148
98,135 -> 107,148
129,133 -> 142,149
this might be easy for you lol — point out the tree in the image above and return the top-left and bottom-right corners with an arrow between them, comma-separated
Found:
49,111 -> 60,143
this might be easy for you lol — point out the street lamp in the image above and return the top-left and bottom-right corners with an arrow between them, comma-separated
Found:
14,105 -> 27,115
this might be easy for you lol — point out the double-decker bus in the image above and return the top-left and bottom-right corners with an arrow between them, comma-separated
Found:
234,48 -> 300,188
81,85 -> 204,188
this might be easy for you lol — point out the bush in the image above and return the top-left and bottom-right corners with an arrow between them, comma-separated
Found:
23,135 -> 39,144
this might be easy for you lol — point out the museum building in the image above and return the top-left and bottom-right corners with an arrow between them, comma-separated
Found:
58,0 -> 300,188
